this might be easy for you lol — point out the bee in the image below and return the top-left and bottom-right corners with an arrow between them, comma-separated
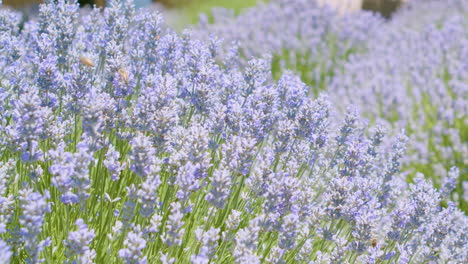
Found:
155,35 -> 160,41
118,68 -> 129,84
79,56 -> 95,67
371,238 -> 378,248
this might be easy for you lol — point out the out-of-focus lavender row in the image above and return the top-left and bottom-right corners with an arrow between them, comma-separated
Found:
329,0 -> 467,180
192,0 -> 468,211
195,0 -> 381,63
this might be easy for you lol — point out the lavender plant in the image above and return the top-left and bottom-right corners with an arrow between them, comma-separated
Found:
193,0 -> 468,212
194,0 -> 383,94
328,0 -> 468,210
0,0 -> 466,263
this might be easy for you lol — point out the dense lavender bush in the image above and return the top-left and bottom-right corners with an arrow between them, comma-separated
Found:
194,0 -> 468,212
194,0 -> 383,94
390,0 -> 467,29
0,0 -> 466,263
328,3 -> 467,210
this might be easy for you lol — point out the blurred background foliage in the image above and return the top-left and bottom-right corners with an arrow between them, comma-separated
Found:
2,0 -> 262,10
162,0 -> 264,25
3,0 -> 404,22
2,0 -> 263,28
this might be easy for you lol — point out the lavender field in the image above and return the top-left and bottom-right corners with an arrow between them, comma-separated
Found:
0,0 -> 466,263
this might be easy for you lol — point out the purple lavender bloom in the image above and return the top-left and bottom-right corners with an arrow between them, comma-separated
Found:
278,213 -> 300,250
19,188 -> 51,264
104,144 -> 126,181
161,202 -> 185,247
0,239 -> 11,264
233,215 -> 263,264
379,131 -> 408,207
174,162 -> 204,201
263,172 -> 301,227
119,226 -> 147,264
206,168 -> 232,209
221,135 -> 257,176
129,133 -> 157,178
64,219 -> 96,264
49,142 -> 79,204
8,89 -> 52,162
49,140 -> 94,205
81,89 -> 116,141
440,167 -> 459,199
191,227 -> 220,263
0,160 -> 14,234
137,173 -> 161,217
132,74 -> 181,146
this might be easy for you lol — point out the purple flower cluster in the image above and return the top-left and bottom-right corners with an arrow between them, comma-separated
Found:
194,0 -> 382,89
194,0 -> 468,211
0,0 -> 466,263
328,0 -> 467,208
64,219 -> 96,264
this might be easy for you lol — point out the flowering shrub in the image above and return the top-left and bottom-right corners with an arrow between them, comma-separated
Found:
194,0 -> 468,212
329,2 -> 467,210
0,0 -> 466,263
195,0 -> 383,93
